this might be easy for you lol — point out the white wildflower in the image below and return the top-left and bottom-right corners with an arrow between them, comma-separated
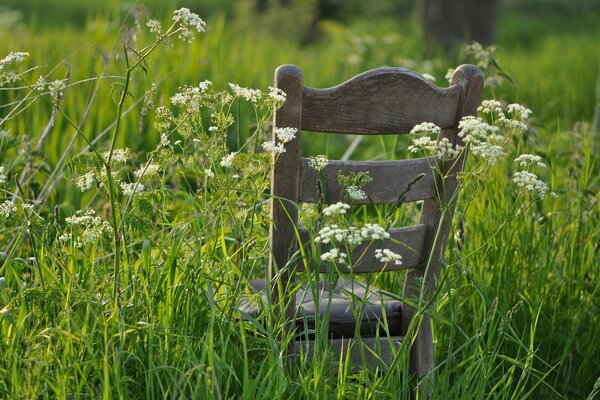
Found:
267,86 -> 286,105
320,248 -> 347,264
65,209 -> 112,246
58,233 -> 72,242
375,248 -> 403,265
204,169 -> 215,178
172,8 -> 206,43
0,166 -> 6,184
410,122 -> 441,135
120,182 -> 145,196
48,79 -> 66,98
134,163 -> 160,178
470,142 -> 505,164
261,140 -> 285,154
274,127 -> 297,144
507,103 -> 532,120
0,52 -> 29,84
322,202 -> 350,217
346,185 -> 368,201
361,223 -> 390,240
220,152 -> 236,168
103,148 -> 130,164
499,118 -> 527,132
308,155 -> 329,172
228,83 -> 262,103
478,100 -> 505,117
458,116 -> 498,140
0,200 -> 17,218
146,19 -> 162,34
160,133 -> 171,148
208,126 -> 219,132
514,154 -> 546,168
75,172 -> 96,192
513,171 -> 550,199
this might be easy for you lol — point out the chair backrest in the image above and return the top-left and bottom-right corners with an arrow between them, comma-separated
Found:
269,64 -> 484,312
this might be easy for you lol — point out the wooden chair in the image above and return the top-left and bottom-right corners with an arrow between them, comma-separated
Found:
244,64 -> 483,385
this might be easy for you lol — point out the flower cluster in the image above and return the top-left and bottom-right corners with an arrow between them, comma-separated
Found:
410,122 -> 441,136
322,202 -> 350,216
120,182 -> 145,196
408,135 -> 461,160
103,148 -> 130,164
0,51 -> 29,85
65,210 -> 113,247
228,83 -> 262,103
274,127 -> 297,143
346,185 -> 368,201
0,200 -> 16,218
512,154 -> 554,199
170,81 -> 212,113
172,8 -> 206,43
375,248 -> 403,265
320,248 -> 347,264
308,155 -> 329,172
220,152 -> 236,168
0,166 -> 6,184
315,222 -> 390,246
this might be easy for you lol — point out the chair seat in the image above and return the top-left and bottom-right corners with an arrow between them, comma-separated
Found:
240,278 -> 403,339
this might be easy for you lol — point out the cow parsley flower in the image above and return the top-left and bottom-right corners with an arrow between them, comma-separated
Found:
220,152 -> 236,168
75,172 -> 97,192
346,185 -> 368,201
134,163 -> 161,178
65,209 -> 112,247
375,248 -> 403,265
204,169 -> 215,178
147,19 -> 163,34
0,52 -> 29,85
512,171 -> 550,199
274,127 -> 297,144
0,200 -> 16,218
120,182 -> 145,196
308,155 -> 329,172
267,86 -> 286,105
228,83 -> 262,103
172,8 -> 206,43
507,103 -> 532,120
103,148 -> 130,164
320,248 -> 347,264
322,202 -> 350,217
48,79 -> 66,98
0,166 -> 6,184
514,154 -> 546,168
410,122 -> 441,136
261,141 -> 285,154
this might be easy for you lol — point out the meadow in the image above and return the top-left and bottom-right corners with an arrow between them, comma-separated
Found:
0,1 -> 599,398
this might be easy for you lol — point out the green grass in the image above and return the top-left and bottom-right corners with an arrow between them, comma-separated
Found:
1,2 -> 599,399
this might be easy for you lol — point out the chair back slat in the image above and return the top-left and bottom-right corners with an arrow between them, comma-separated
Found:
297,224 -> 427,273
298,157 -> 436,204
301,68 -> 462,134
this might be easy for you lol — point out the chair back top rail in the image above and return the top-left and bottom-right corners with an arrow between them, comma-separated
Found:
301,67 -> 462,134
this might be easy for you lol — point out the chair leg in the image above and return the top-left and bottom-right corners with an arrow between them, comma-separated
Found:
409,314 -> 434,399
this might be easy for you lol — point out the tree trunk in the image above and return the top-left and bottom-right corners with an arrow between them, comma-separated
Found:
417,0 -> 500,53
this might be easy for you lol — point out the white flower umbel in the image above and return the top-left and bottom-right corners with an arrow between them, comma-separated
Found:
507,103 -> 532,120
75,172 -> 96,192
274,127 -> 297,144
0,200 -> 17,218
0,52 -> 29,85
146,19 -> 163,34
308,155 -> 329,172
375,248 -> 403,265
346,185 -> 368,201
267,86 -> 286,105
513,171 -> 550,199
0,166 -> 6,184
410,122 -> 441,136
65,209 -> 112,247
320,248 -> 347,264
103,148 -> 130,164
322,202 -> 350,217
172,8 -> 206,43
220,152 -> 236,168
120,182 -> 145,196
228,83 -> 262,103
134,163 -> 161,178
360,223 -> 390,240
48,79 -> 66,98
261,141 -> 285,154
514,154 -> 546,168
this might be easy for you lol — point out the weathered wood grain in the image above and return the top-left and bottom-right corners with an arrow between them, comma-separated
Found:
302,68 -> 462,134
298,224 -> 427,272
298,157 -> 436,204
